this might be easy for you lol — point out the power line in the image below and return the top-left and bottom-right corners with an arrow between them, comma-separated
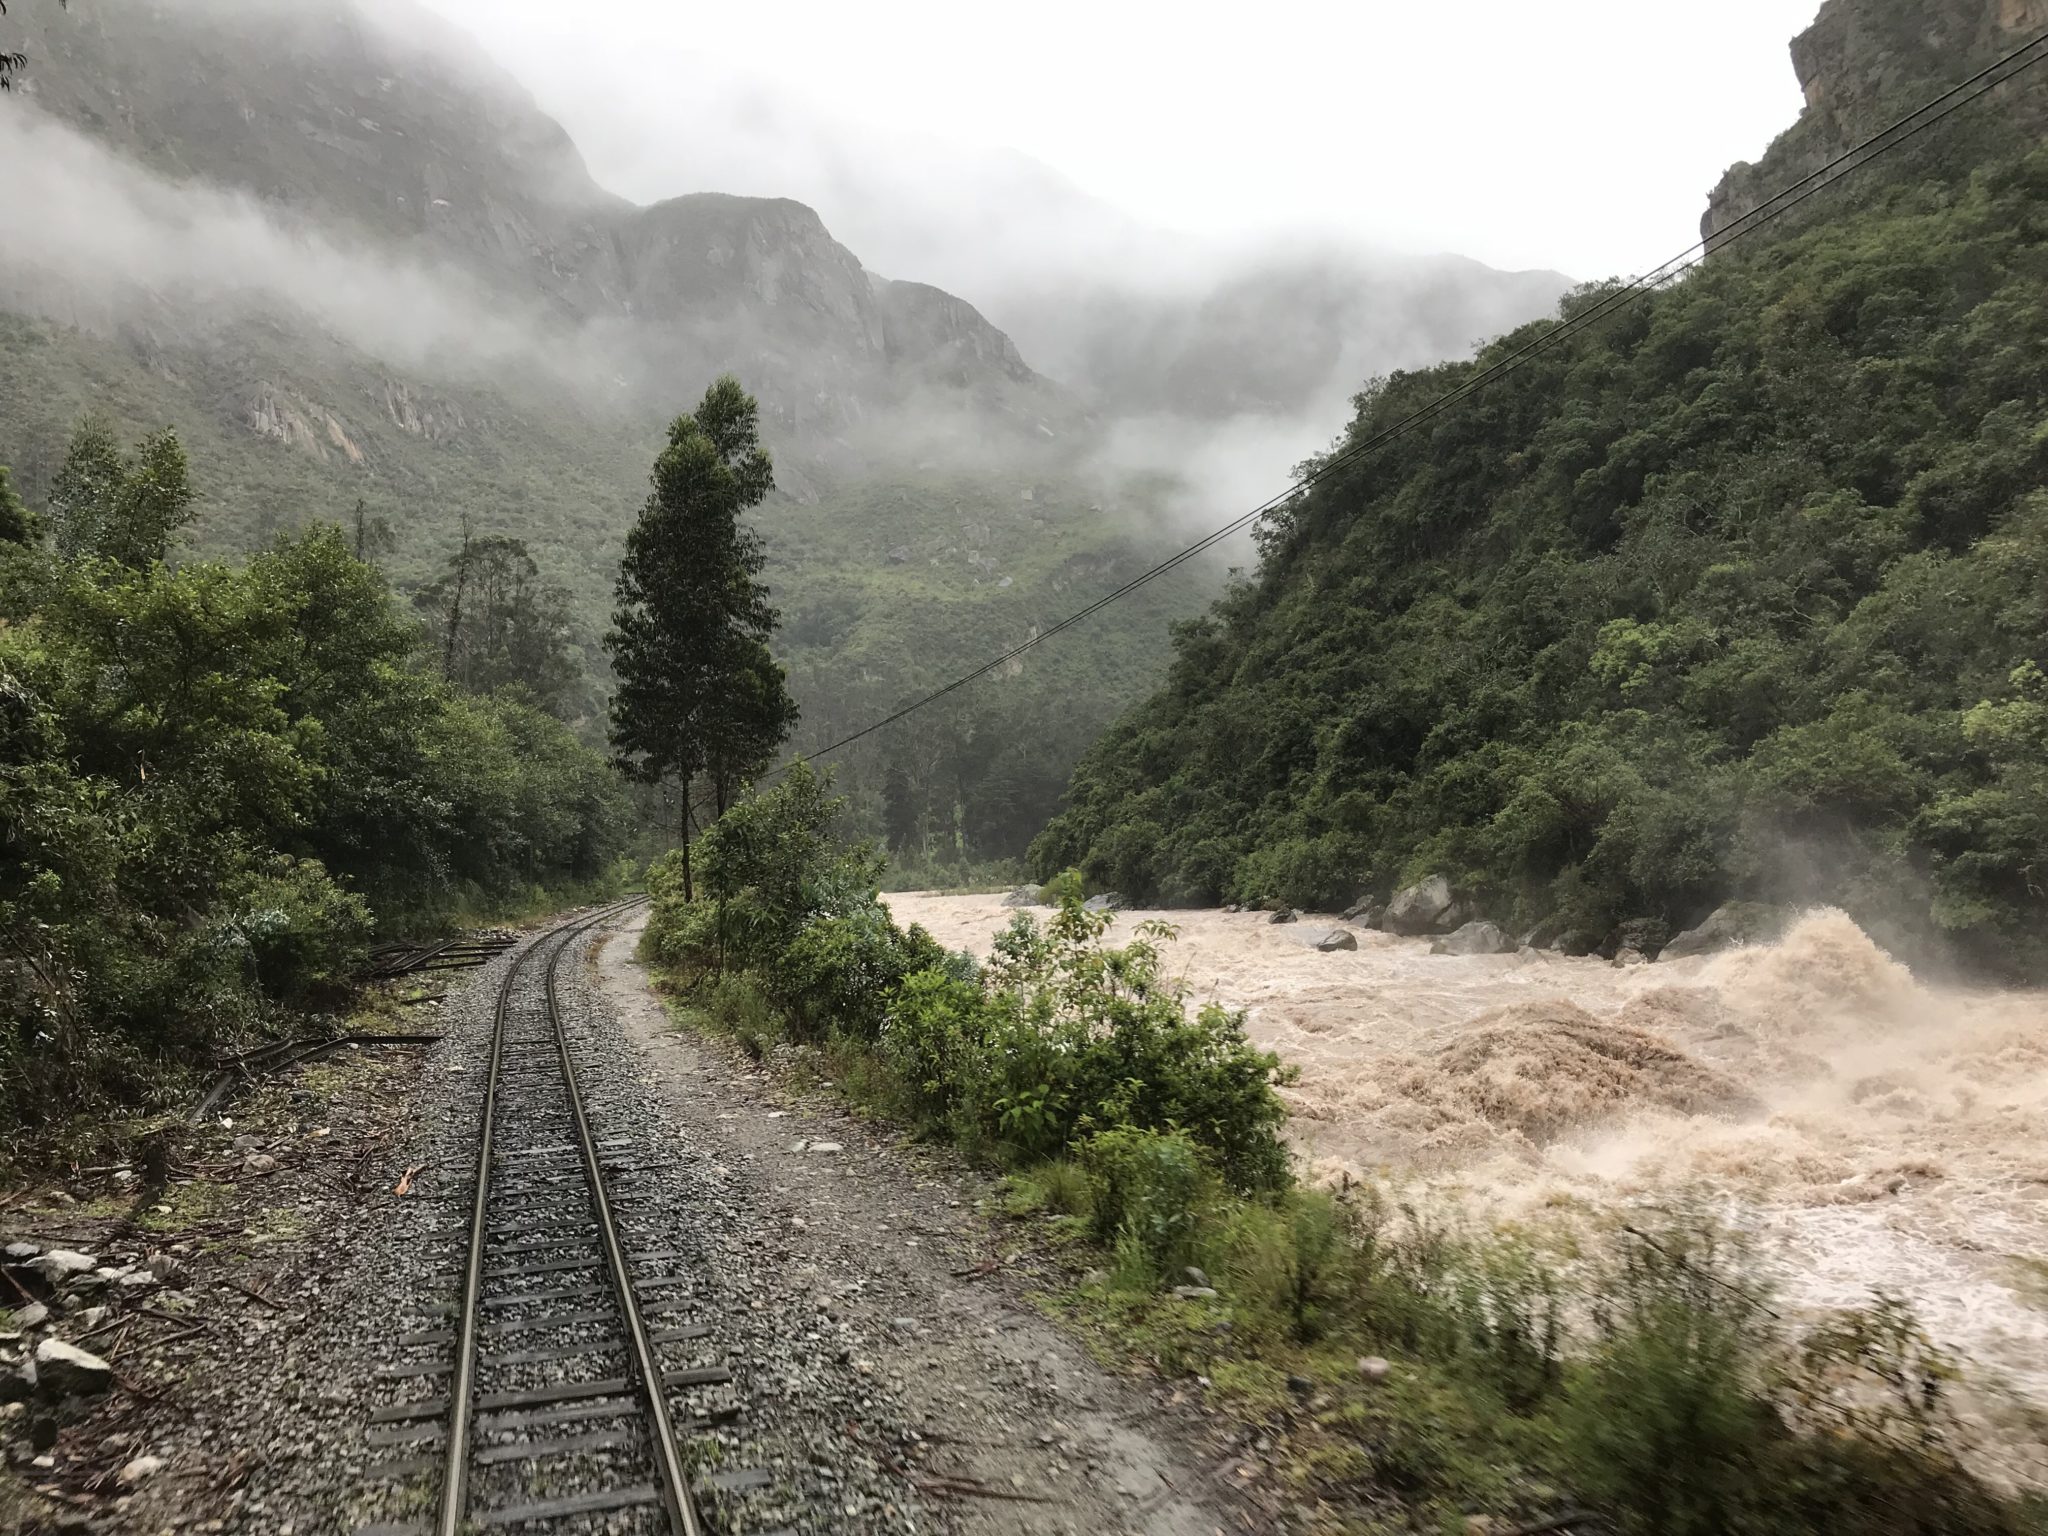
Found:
781,28 -> 2048,774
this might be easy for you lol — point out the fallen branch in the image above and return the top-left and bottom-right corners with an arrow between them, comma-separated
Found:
189,1032 -> 443,1121
213,1277 -> 282,1311
1620,1224 -> 1780,1319
910,1473 -> 1055,1505
135,1321 -> 210,1351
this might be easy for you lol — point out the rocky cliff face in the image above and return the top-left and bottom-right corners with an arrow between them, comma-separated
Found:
873,281 -> 1038,395
1703,0 -> 2048,249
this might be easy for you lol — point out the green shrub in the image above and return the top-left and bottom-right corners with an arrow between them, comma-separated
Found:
1453,1236 -> 1566,1413
1038,866 -> 1085,906
777,900 -> 916,1040
1232,833 -> 1357,911
877,967 -> 989,1130
221,854 -> 373,999
1003,1158 -> 1093,1223
693,972 -> 785,1061
1082,1126 -> 1211,1287
980,898 -> 1293,1190
1200,1188 -> 1350,1342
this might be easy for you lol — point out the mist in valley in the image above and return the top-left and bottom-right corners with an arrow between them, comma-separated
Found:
9,0 -> 2048,1521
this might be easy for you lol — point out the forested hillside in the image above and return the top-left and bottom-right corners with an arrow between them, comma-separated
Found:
1035,6 -> 2048,976
0,0 -> 1566,869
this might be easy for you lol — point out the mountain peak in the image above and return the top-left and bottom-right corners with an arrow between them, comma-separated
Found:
7,0 -> 1054,444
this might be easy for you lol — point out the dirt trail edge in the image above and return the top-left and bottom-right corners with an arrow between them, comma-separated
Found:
592,911 -> 1247,1536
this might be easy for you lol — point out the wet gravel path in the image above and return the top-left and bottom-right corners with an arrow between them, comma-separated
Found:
25,905 -> 1242,1535
591,913 -> 1245,1536
207,908 -> 934,1535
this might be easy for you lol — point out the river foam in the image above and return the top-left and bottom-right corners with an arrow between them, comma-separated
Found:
887,893 -> 2048,1456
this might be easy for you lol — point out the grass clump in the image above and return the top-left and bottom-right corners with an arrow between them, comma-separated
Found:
136,1176 -> 235,1233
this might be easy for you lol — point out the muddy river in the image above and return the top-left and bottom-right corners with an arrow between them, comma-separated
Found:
886,894 -> 2048,1450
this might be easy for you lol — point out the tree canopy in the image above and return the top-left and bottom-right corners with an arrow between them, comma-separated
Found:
1,423 -> 627,1137
1034,144 -> 2048,978
412,530 -> 581,718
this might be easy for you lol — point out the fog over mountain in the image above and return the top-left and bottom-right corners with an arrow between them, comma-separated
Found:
0,0 -> 1594,546
0,0 -> 1600,861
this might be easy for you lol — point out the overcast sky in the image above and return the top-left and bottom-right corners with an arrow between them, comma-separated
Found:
414,0 -> 1819,283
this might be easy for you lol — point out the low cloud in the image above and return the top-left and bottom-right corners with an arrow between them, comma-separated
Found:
0,102 -> 579,384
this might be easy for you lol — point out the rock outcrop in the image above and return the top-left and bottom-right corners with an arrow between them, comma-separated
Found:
32,1338 -> 112,1397
1431,921 -> 1517,956
1703,0 -> 2048,251
1603,918 -> 1672,962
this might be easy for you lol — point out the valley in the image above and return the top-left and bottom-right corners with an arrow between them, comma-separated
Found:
0,0 -> 1569,863
4,0 -> 2048,1530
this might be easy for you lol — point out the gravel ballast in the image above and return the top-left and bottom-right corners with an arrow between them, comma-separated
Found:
3,907 -> 1245,1534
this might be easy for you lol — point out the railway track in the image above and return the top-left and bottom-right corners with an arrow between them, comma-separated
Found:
358,903 -> 784,1536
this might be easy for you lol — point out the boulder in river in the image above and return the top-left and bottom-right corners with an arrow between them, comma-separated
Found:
1082,893 -> 1126,914
1268,907 -> 1299,924
1000,885 -> 1040,908
1602,917 -> 1671,961
1383,877 -> 1456,935
1306,927 -> 1358,952
1342,899 -> 1384,928
1660,902 -> 1790,961
1431,921 -> 1517,956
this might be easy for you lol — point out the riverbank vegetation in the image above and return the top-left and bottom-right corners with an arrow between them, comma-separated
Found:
645,771 -> 2045,1534
1032,146 -> 2048,979
0,422 -> 628,1144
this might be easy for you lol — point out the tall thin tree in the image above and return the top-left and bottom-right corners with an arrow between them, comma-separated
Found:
606,376 -> 797,899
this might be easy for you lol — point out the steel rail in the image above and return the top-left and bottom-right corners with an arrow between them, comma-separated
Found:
435,898 -> 656,1536
544,905 -> 708,1536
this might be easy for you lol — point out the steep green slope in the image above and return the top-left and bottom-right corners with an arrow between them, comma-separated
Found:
769,469 -> 1213,862
0,309 -> 1204,855
1034,145 -> 2048,975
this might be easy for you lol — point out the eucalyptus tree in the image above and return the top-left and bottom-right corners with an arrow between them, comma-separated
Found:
606,376 -> 796,899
